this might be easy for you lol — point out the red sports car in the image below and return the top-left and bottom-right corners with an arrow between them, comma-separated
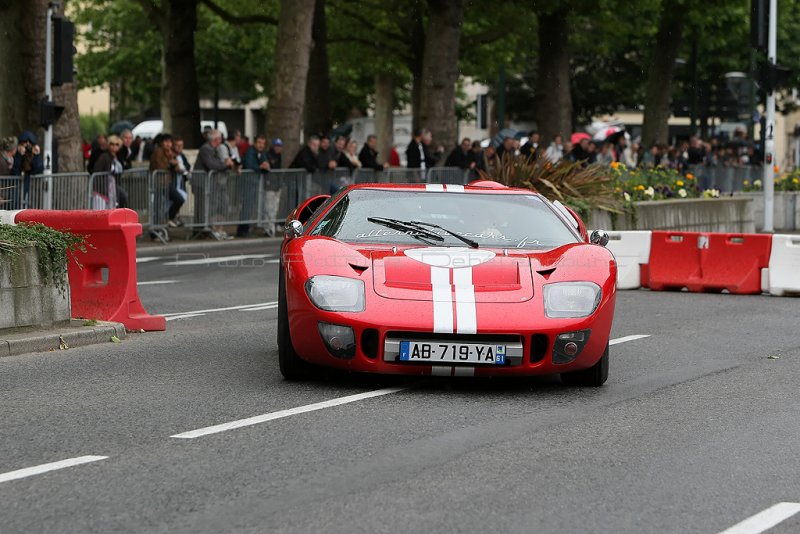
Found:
278,181 -> 617,386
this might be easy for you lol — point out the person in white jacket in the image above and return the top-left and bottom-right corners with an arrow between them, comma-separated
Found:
544,134 -> 564,164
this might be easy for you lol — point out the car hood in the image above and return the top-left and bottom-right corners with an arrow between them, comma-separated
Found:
371,246 -> 534,303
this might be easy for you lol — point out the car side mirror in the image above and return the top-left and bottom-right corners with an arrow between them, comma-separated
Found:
285,220 -> 303,239
590,230 -> 609,247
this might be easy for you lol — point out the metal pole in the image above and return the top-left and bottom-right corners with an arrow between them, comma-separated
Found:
762,0 -> 777,233
43,4 -> 54,210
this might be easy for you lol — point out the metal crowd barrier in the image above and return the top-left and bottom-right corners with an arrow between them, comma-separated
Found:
0,175 -> 23,209
352,168 -> 379,183
382,168 -> 426,183
259,169 -> 308,236
26,173 -> 91,210
118,168 -> 149,219
88,172 -> 117,210
308,168 -> 352,196
426,167 -> 471,185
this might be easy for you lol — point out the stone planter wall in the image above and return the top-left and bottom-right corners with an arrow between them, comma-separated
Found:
734,192 -> 800,232
0,245 -> 70,329
590,197 -> 756,233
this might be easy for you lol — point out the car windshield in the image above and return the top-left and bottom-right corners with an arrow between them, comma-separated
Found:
308,189 -> 580,249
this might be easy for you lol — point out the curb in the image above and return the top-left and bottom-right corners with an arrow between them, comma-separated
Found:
0,320 -> 127,358
136,237 -> 282,257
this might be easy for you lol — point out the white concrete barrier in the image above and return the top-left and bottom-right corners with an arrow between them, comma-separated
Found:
768,234 -> 800,297
604,231 -> 652,290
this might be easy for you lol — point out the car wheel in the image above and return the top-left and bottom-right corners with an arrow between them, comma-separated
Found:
560,343 -> 609,387
278,267 -> 313,381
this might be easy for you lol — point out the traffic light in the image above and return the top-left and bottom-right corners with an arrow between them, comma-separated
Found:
53,17 -> 76,86
39,98 -> 64,127
757,63 -> 793,93
751,0 -> 769,51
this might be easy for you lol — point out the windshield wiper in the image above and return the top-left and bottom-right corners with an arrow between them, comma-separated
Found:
410,220 -> 479,248
367,217 -> 444,245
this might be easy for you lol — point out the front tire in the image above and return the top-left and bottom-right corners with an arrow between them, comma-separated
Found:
278,267 -> 314,381
560,344 -> 609,387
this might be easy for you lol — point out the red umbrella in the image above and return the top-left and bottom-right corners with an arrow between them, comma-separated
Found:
570,132 -> 590,145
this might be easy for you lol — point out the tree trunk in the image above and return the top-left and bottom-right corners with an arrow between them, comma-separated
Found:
534,6 -> 572,145
0,0 -> 81,172
0,1 -> 30,135
418,0 -> 463,154
374,73 -> 395,165
408,5 -> 426,133
641,0 -> 685,148
161,0 -> 203,147
159,46 -> 172,134
303,0 -> 332,138
265,0 -> 316,166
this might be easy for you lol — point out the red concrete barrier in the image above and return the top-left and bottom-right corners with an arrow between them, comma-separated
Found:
648,231 -> 772,294
14,209 -> 166,331
647,232 -> 704,292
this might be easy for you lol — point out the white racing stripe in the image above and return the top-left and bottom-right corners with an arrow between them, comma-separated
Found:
452,268 -> 476,334
138,280 -> 178,286
160,302 -> 277,317
431,266 -> 454,333
171,387 -> 407,439
0,456 -> 108,484
425,184 -> 445,192
431,367 -> 452,376
717,502 -> 800,534
453,366 -> 474,377
445,184 -> 465,192
609,334 -> 650,346
162,254 -> 274,266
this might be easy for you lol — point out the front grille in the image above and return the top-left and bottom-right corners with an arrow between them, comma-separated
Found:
531,334 -> 549,363
361,328 -> 379,359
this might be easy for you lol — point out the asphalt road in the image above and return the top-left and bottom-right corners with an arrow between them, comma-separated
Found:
2,240 -> 800,533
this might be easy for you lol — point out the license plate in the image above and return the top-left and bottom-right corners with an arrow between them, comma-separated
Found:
399,341 -> 506,365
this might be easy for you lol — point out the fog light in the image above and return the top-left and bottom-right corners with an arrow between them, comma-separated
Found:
553,329 -> 591,364
318,322 -> 356,359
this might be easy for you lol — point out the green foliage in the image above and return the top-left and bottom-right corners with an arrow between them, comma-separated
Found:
612,163 -> 703,200
79,113 -> 109,141
479,156 -> 624,217
0,223 -> 87,296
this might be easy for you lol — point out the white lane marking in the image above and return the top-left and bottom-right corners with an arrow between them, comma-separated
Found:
160,302 -> 278,317
431,366 -> 452,377
171,387 -> 407,439
445,184 -> 465,193
453,267 -> 476,334
138,280 -> 178,286
718,502 -> 800,534
431,266 -> 453,334
0,456 -> 108,484
609,334 -> 650,346
165,313 -> 206,322
425,184 -> 445,192
136,257 -> 160,264
162,254 -> 274,266
240,304 -> 279,312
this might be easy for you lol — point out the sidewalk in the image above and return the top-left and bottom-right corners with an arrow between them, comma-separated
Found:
136,235 -> 282,257
0,320 -> 127,358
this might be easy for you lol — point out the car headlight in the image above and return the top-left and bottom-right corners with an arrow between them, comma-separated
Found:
305,275 -> 365,312
543,282 -> 601,318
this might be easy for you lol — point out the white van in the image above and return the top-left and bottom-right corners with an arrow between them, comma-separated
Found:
131,119 -> 228,140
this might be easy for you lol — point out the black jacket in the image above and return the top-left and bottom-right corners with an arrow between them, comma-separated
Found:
358,145 -> 382,171
267,148 -> 282,169
444,146 -> 473,169
406,140 -> 436,169
291,146 -> 319,173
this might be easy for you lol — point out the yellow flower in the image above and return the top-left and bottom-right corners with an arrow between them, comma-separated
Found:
610,161 -> 619,170
743,180 -> 750,186
676,180 -> 684,187
774,165 -> 780,173
636,185 -> 645,191
686,173 -> 694,180
793,178 -> 800,185
615,187 -> 621,192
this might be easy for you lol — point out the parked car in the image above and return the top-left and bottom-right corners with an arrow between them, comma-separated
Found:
131,119 -> 228,140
